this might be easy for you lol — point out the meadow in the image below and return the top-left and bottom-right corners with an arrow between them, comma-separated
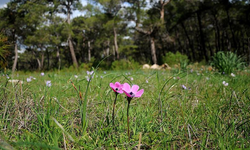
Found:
1,67 -> 250,149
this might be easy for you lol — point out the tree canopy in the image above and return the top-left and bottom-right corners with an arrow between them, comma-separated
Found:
0,0 -> 249,71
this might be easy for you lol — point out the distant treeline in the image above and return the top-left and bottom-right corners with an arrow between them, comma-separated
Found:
0,0 -> 249,71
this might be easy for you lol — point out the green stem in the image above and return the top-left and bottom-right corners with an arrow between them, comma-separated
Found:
112,93 -> 118,126
127,97 -> 131,141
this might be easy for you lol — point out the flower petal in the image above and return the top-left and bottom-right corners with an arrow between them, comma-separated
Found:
117,90 -> 123,94
135,89 -> 144,97
131,85 -> 139,93
122,83 -> 131,93
109,83 -> 115,89
123,90 -> 132,97
115,82 -> 122,88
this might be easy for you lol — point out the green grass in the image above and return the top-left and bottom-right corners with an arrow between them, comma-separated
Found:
1,68 -> 250,149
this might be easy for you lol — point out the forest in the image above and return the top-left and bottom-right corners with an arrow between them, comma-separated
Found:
0,0 -> 250,71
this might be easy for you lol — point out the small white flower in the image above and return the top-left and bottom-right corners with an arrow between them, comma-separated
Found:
87,71 -> 94,76
222,81 -> 228,86
146,80 -> 148,83
206,77 -> 209,80
182,85 -> 187,90
41,72 -> 45,76
231,73 -> 235,77
85,76 -> 90,82
130,77 -> 133,81
104,71 -> 106,74
74,75 -> 78,78
46,81 -> 51,87
30,76 -> 36,80
27,78 -> 32,82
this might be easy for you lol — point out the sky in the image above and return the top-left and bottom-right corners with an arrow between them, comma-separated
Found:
0,0 -> 88,18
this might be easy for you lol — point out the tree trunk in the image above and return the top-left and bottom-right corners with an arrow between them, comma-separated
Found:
113,27 -> 119,59
88,41 -> 91,62
248,38 -> 250,65
226,7 -> 237,49
68,36 -> 78,68
160,1 -> 165,24
213,13 -> 221,53
113,46 -> 115,61
67,6 -> 78,68
56,46 -> 61,70
150,36 -> 157,64
12,41 -> 18,73
46,48 -> 50,70
159,0 -> 171,24
34,52 -> 43,70
41,51 -> 44,70
197,11 -> 208,61
106,39 -> 110,57
36,58 -> 41,70
181,22 -> 194,61
135,26 -> 158,64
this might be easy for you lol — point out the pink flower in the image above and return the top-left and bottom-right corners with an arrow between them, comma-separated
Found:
109,82 -> 123,94
122,83 -> 144,98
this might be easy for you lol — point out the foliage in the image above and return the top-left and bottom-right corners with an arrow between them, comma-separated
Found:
180,59 -> 189,71
79,57 -> 96,71
1,0 -> 250,71
211,51 -> 246,74
162,52 -> 189,67
0,33 -> 10,69
111,59 -> 140,70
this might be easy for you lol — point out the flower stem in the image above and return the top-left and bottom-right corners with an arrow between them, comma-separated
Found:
112,93 -> 118,126
127,97 -> 131,141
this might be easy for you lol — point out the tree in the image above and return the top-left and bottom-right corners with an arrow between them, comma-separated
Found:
0,0 -> 49,72
57,0 -> 83,68
0,32 -> 10,69
124,0 -> 172,64
92,0 -> 125,60
0,0 -> 29,73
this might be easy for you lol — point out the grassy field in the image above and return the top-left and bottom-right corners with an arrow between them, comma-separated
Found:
1,67 -> 250,149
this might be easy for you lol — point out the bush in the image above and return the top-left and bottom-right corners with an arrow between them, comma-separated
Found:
111,59 -> 140,70
79,57 -> 96,71
162,52 -> 189,67
210,51 -> 246,74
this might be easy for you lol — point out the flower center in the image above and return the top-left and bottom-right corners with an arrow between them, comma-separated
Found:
129,92 -> 135,97
115,88 -> 119,91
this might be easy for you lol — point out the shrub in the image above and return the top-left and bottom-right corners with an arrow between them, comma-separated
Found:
111,59 -> 140,70
162,52 -> 189,67
210,51 -> 246,74
180,59 -> 189,71
79,57 -> 96,71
